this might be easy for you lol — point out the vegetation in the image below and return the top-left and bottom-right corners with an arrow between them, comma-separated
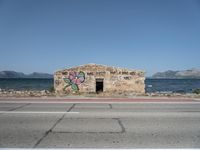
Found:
48,86 -> 55,93
192,89 -> 200,94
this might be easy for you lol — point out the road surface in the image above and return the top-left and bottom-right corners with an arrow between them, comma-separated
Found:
0,98 -> 200,148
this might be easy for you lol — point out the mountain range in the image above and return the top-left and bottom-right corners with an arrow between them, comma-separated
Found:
0,71 -> 53,78
1,69 -> 200,79
151,68 -> 200,79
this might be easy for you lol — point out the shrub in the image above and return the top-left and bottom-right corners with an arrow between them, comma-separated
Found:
192,89 -> 200,94
48,86 -> 55,93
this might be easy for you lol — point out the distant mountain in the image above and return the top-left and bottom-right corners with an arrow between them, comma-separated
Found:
0,71 -> 53,78
0,71 -> 26,78
151,69 -> 200,79
27,72 -> 53,78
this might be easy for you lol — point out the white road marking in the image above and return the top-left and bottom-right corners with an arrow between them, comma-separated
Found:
0,101 -> 199,104
0,111 -> 79,114
1,112 -> 200,117
0,148 -> 200,150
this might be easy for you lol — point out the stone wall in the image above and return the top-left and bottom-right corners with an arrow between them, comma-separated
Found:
54,64 -> 145,94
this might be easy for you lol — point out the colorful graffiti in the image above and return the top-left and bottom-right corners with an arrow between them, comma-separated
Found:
63,71 -> 85,92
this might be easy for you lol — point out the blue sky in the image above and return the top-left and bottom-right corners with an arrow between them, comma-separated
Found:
0,0 -> 200,76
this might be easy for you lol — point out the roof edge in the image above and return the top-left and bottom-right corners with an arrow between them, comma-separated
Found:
54,63 -> 145,74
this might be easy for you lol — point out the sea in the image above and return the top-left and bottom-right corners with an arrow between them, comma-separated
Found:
0,78 -> 200,93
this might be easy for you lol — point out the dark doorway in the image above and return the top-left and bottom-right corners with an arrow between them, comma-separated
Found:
96,78 -> 104,93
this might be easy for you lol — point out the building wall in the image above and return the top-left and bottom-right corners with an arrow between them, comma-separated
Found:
54,64 -> 145,94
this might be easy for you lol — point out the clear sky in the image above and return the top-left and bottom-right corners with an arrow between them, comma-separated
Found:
0,0 -> 200,76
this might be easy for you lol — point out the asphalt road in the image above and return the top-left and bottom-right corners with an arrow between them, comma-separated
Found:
0,99 -> 200,148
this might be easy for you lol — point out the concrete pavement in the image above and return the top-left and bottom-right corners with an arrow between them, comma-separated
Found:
0,98 -> 200,148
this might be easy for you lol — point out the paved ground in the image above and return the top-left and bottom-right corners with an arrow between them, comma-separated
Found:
0,98 -> 200,148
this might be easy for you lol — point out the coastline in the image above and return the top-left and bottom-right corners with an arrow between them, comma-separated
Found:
0,88 -> 200,99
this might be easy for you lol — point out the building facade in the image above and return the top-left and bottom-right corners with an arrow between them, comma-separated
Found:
54,64 -> 145,94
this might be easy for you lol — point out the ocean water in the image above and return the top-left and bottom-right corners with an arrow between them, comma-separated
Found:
0,78 -> 200,93
145,79 -> 200,93
0,78 -> 53,91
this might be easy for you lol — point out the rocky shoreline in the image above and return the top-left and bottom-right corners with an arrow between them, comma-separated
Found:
0,88 -> 200,98
0,88 -> 54,97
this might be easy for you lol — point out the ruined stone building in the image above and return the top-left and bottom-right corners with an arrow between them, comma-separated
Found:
54,64 -> 145,94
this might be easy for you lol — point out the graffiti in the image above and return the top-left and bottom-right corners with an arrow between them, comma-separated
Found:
130,71 -> 136,76
87,72 -> 94,76
96,71 -> 106,76
122,71 -> 128,75
63,71 -> 85,92
110,71 -> 117,75
124,76 -> 132,80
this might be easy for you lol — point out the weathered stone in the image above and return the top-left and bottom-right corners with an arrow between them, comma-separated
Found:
40,90 -> 48,95
16,91 -> 21,94
54,64 -> 145,95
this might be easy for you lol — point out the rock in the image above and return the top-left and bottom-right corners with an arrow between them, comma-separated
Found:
3,91 -> 7,94
0,89 -> 55,97
16,91 -> 21,94
40,90 -> 48,95
8,89 -> 14,92
41,90 -> 45,93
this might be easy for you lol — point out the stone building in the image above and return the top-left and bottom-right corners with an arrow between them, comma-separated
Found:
54,64 -> 145,94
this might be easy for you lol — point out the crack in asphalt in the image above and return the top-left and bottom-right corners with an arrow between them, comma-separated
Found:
33,104 -> 76,148
52,131 -> 123,134
8,103 -> 31,111
67,103 -> 76,112
109,104 -> 112,109
51,117 -> 125,134
33,104 -> 127,148
0,103 -> 30,115
115,118 -> 126,133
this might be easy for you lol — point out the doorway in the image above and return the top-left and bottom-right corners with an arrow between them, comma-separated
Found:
96,78 -> 104,93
